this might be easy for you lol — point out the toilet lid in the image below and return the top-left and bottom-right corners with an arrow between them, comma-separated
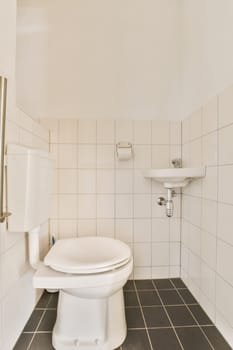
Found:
44,237 -> 131,274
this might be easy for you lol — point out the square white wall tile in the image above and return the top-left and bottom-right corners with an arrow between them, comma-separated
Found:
97,170 -> 115,194
189,225 -> 201,256
216,275 -> 233,327
218,202 -> 233,246
202,96 -> 218,135
188,252 -> 201,288
200,262 -> 216,303
190,109 -> 202,141
116,195 -> 133,218
189,138 -> 202,167
97,145 -> 115,169
133,194 -> 151,218
116,170 -> 133,193
134,219 -> 151,242
134,145 -> 152,169
134,120 -> 151,144
202,199 -> 217,236
152,266 -> 170,279
59,119 -> 77,143
97,219 -> 115,238
134,267 -> 152,279
58,195 -> 77,219
152,145 -> 170,168
78,145 -> 96,169
134,243 -> 151,267
78,170 -> 96,194
78,194 -> 96,219
152,121 -> 169,145
97,120 -> 115,144
116,120 -> 133,143
59,169 -> 77,194
182,118 -> 190,144
170,242 -> 180,266
218,85 -> 233,128
217,240 -> 233,287
152,242 -> 169,266
58,144 -> 77,169
58,220 -> 77,238
170,218 -> 181,242
134,170 -> 151,194
77,219 -> 97,236
202,132 -> 218,166
218,165 -> 233,205
170,121 -> 181,145
115,219 -> 133,243
201,230 -> 217,270
219,124 -> 233,165
97,195 -> 115,219
78,120 -> 96,144
202,167 -> 218,201
152,218 -> 169,242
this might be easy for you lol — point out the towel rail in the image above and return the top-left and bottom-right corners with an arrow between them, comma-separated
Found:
0,76 -> 11,222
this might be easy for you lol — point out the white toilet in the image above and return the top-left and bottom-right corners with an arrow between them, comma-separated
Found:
7,144 -> 132,350
34,236 -> 133,350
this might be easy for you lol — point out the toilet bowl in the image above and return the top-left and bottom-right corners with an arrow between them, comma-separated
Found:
34,236 -> 133,350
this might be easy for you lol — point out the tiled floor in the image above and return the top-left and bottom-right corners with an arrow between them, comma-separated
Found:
14,278 -> 232,350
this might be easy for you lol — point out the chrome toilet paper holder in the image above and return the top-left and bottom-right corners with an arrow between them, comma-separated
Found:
116,142 -> 133,160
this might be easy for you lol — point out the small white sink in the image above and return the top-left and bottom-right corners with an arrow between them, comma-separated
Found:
143,167 -> 206,189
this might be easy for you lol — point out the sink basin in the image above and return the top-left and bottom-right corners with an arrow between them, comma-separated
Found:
143,167 -> 206,188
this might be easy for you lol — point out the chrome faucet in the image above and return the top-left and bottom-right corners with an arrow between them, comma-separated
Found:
171,158 -> 182,168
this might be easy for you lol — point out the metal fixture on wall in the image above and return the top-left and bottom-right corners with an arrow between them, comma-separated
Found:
0,76 -> 11,222
157,189 -> 176,218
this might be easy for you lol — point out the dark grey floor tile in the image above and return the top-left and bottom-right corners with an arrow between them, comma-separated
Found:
202,326 -> 232,350
149,328 -> 182,350
135,280 -> 154,290
125,307 -> 145,329
143,306 -> 171,328
178,288 -> 197,304
124,280 -> 135,291
36,291 -> 51,308
153,279 -> 174,290
176,327 -> 213,350
23,310 -> 44,332
124,292 -> 139,307
188,305 -> 213,325
138,291 -> 161,306
166,306 -> 197,326
158,290 -> 184,305
171,278 -> 187,289
38,310 -> 57,332
13,333 -> 33,350
29,333 -> 54,350
122,330 -> 151,350
47,293 -> 59,308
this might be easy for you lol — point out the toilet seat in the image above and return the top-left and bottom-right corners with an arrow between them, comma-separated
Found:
44,237 -> 131,274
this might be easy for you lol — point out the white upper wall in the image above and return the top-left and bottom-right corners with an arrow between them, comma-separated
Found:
17,0 -> 182,120
17,0 -> 233,121
181,0 -> 233,118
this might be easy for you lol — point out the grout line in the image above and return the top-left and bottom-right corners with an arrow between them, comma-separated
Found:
151,280 -> 185,350
171,280 -> 216,350
26,293 -> 53,350
133,281 -> 154,350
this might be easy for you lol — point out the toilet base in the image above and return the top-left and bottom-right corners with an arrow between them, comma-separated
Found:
52,288 -> 127,350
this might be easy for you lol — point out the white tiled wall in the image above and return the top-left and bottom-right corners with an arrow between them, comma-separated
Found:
41,119 -> 182,279
0,109 -> 49,350
181,85 -> 233,347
